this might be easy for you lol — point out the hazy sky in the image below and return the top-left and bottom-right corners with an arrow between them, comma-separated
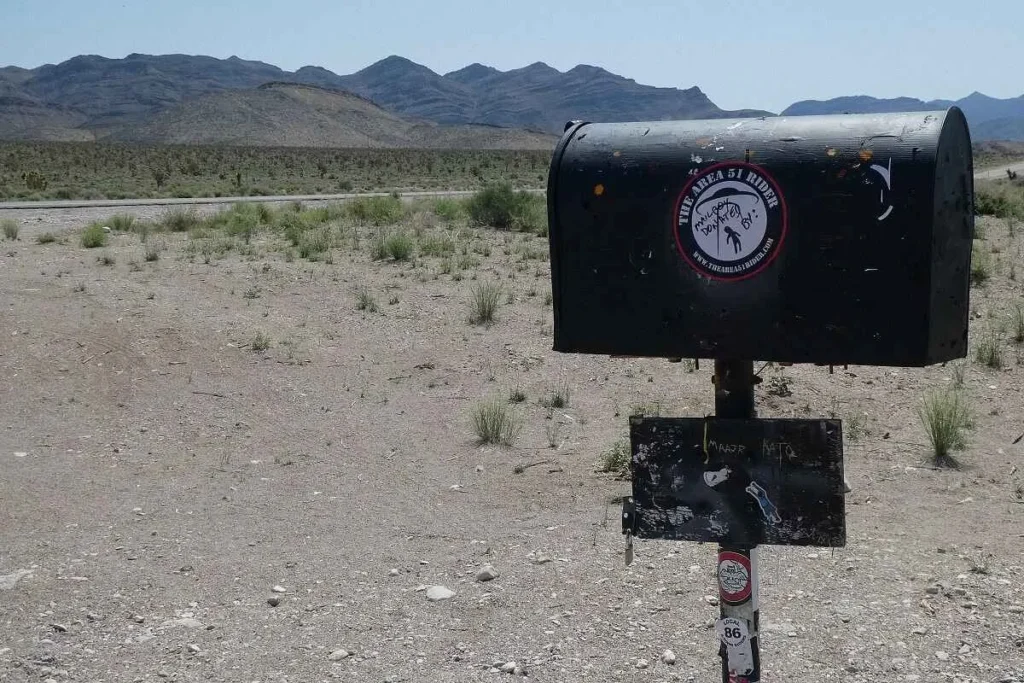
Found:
3,0 -> 1021,113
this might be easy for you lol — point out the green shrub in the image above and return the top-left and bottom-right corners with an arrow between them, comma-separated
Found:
81,224 -> 108,248
918,389 -> 972,467
975,327 -> 1003,369
467,183 -> 546,234
970,244 -> 990,285
419,231 -> 458,257
299,227 -> 333,260
251,332 -> 271,352
347,196 -> 404,225
37,232 -> 56,244
975,183 -> 1024,219
370,231 -> 389,261
432,198 -> 466,221
469,281 -> 501,325
109,214 -> 137,232
540,381 -> 571,409
599,438 -> 632,478
2,218 -> 19,240
162,208 -> 201,232
384,231 -> 414,261
355,285 -> 378,312
471,398 -> 521,446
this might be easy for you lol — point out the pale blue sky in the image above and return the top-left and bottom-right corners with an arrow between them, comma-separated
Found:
3,0 -> 1021,113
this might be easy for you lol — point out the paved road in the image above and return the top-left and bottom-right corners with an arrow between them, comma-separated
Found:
0,188 -> 544,211
975,161 -> 1024,181
1,159 -> 1019,211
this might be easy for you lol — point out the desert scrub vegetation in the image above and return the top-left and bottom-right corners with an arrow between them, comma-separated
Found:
250,331 -> 271,353
540,381 -> 572,409
974,327 -> 1004,369
970,243 -> 991,285
975,179 -> 1024,220
469,281 -> 502,325
599,437 -> 632,479
467,182 -> 547,235
355,285 -> 378,312
0,142 -> 551,201
162,208 -> 202,232
471,397 -> 521,446
80,224 -> 108,248
918,389 -> 973,468
2,218 -> 19,240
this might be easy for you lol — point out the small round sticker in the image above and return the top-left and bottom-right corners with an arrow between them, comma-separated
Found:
718,551 -> 752,603
673,161 -> 788,281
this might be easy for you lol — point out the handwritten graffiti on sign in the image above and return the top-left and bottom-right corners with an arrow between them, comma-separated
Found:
624,417 -> 846,547
673,161 -> 788,282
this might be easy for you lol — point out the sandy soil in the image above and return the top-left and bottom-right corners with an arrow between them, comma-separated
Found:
1,206 -> 1023,683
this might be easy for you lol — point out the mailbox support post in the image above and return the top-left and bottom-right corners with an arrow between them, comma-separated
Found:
713,360 -> 761,682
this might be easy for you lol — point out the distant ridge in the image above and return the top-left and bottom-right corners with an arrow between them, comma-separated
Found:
1,53 -> 1022,144
782,93 -> 1024,141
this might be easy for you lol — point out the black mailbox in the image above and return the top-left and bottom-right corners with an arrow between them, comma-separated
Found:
546,108 -> 974,367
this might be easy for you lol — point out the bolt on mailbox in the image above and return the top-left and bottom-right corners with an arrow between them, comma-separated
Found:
546,108 -> 974,367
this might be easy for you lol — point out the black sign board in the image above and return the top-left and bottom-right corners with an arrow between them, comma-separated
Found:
623,417 -> 845,547
546,108 -> 974,367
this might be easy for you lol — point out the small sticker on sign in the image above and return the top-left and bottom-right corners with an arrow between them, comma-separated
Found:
716,617 -> 755,676
718,551 -> 752,603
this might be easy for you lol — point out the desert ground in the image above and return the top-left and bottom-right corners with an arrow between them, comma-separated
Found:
1,192 -> 1023,683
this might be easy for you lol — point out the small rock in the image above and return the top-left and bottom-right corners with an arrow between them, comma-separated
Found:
925,585 -> 941,595
160,617 -> 204,630
661,649 -> 677,665
271,585 -> 287,593
958,644 -> 971,654
636,658 -> 649,670
87,612 -> 102,621
844,478 -> 852,493
704,595 -> 719,606
501,661 -> 517,673
51,623 -> 68,633
949,587 -> 967,597
131,614 -> 145,623
0,569 -> 34,590
328,649 -> 350,661
426,585 -> 455,601
838,614 -> 852,623
912,627 -> 929,635
512,666 -> 526,676
936,651 -> 950,661
476,564 -> 499,582
187,644 -> 201,654
1008,605 -> 1024,613
389,568 -> 400,577
531,554 -> 553,565
475,465 -> 484,472
267,596 -> 281,607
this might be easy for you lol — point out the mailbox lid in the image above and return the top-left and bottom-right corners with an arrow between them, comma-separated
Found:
546,108 -> 973,366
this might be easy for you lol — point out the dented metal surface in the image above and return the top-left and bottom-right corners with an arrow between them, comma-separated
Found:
545,109 -> 974,367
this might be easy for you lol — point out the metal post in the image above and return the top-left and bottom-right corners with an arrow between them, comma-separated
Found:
714,360 -> 760,682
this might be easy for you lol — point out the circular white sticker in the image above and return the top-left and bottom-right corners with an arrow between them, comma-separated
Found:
716,617 -> 750,647
718,557 -> 750,600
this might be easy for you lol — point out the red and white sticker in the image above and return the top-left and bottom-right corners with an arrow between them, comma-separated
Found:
717,551 -> 752,603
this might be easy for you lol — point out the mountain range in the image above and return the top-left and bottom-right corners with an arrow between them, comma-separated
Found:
1,53 -> 1023,146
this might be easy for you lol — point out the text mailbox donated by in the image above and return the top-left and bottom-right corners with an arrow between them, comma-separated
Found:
545,108 -> 975,368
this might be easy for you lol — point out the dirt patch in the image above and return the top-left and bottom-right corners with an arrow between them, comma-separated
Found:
1,207 -> 1022,682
